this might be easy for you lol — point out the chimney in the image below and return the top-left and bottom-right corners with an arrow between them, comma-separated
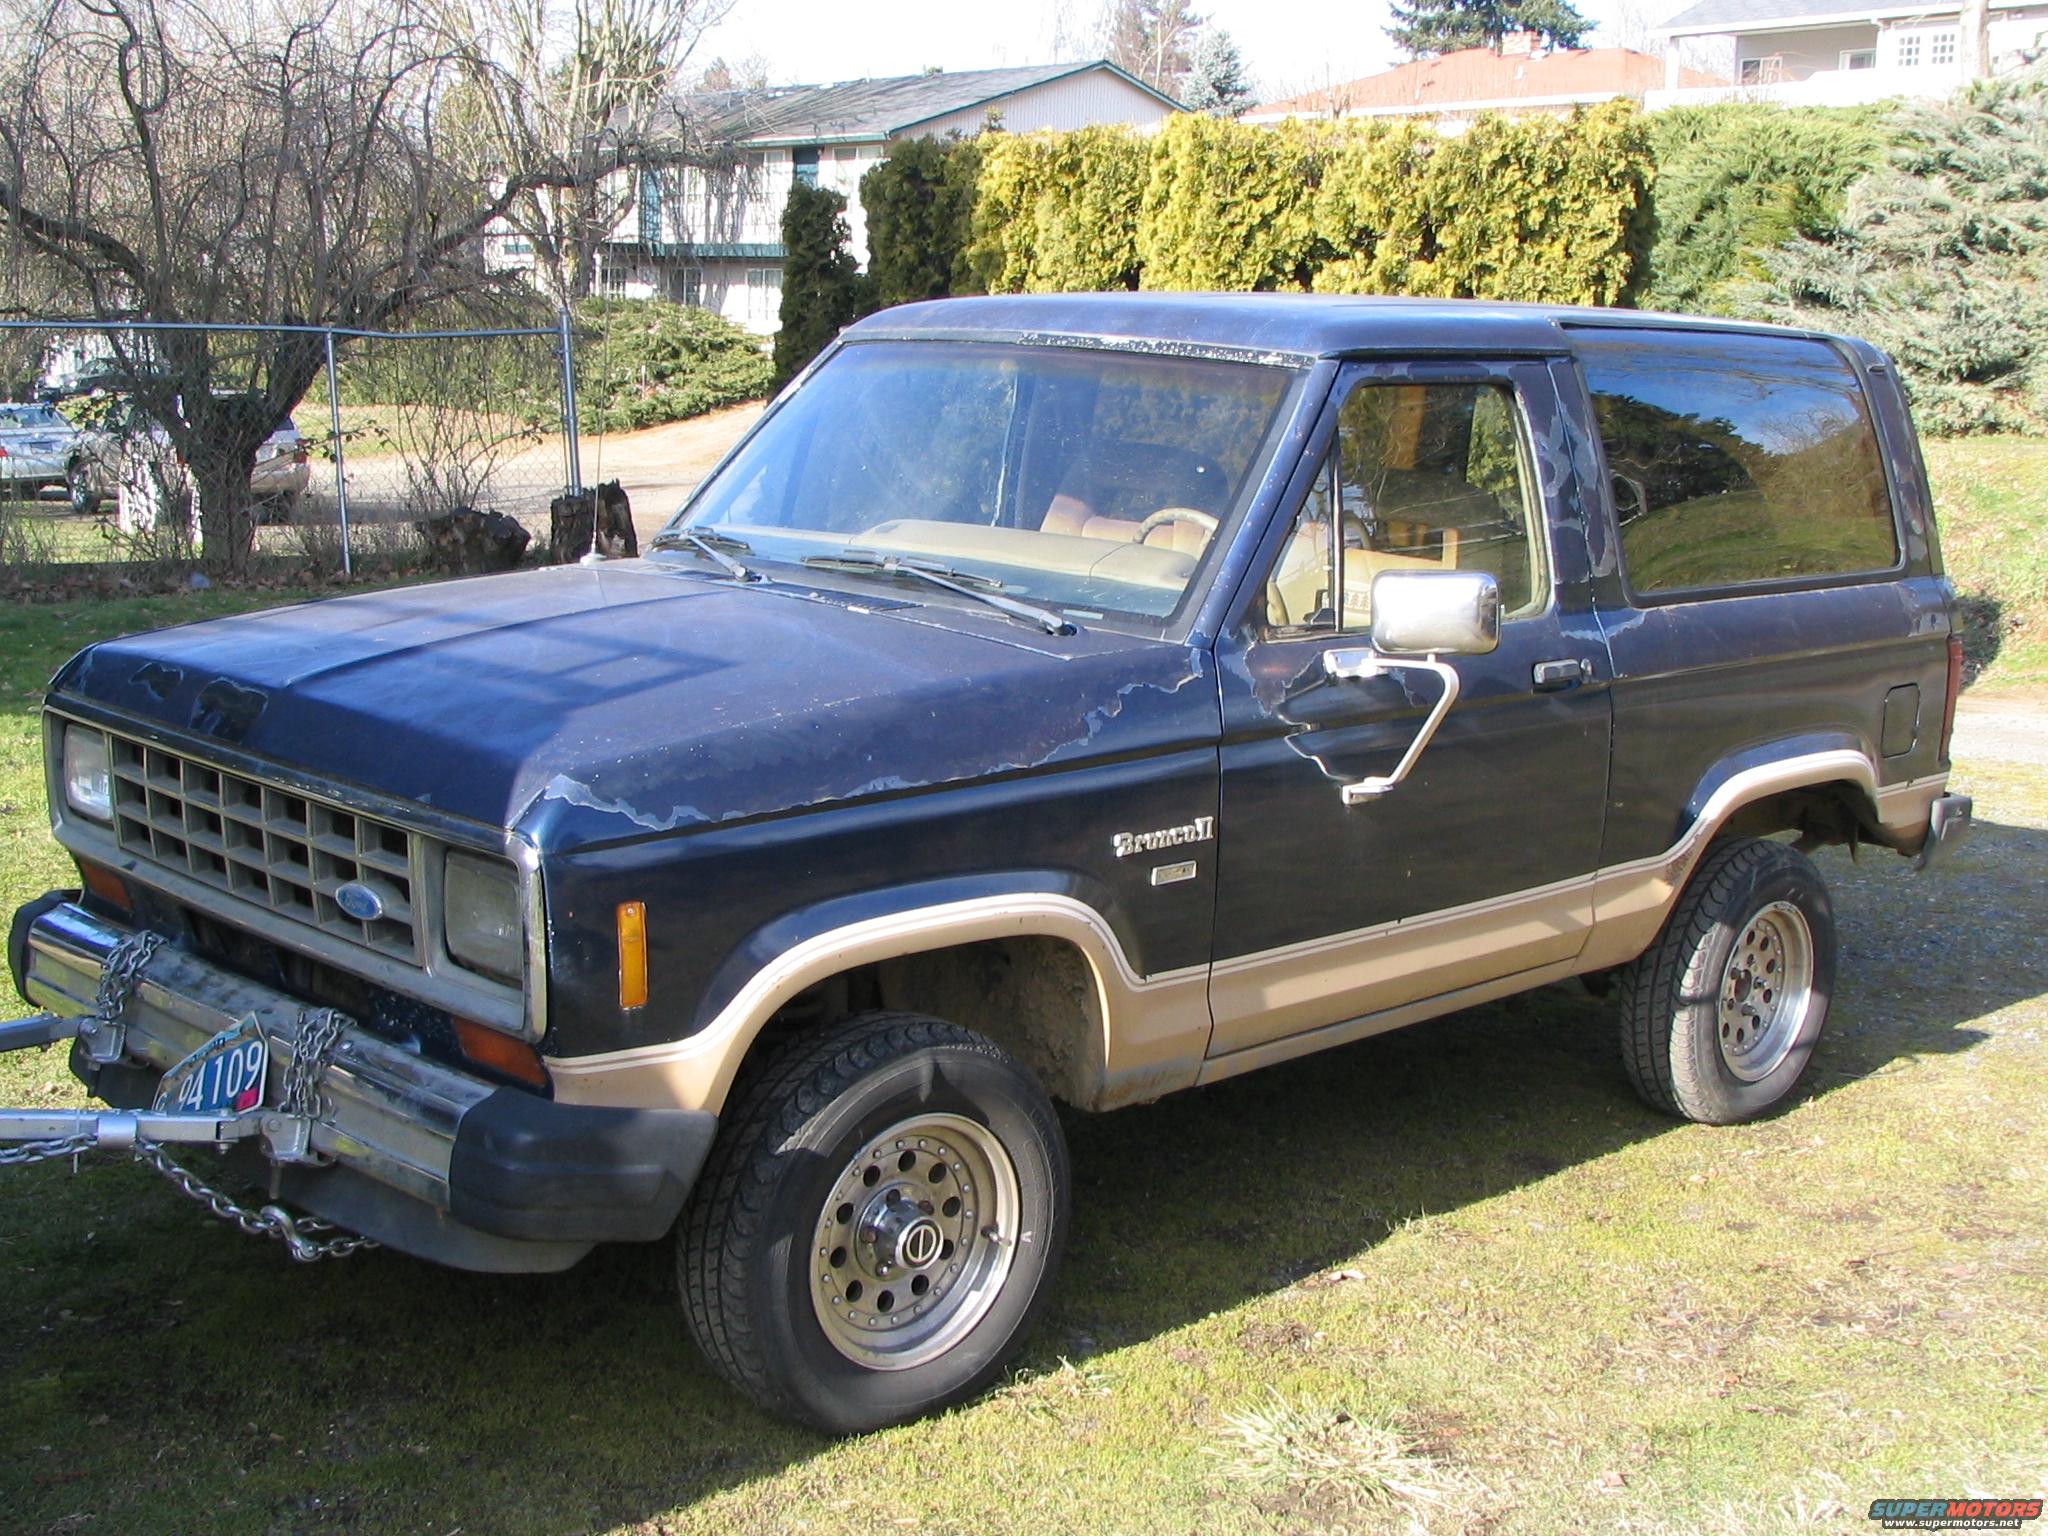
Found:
1498,30 -> 1538,55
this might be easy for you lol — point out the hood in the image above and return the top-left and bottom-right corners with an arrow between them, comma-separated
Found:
53,561 -> 1214,847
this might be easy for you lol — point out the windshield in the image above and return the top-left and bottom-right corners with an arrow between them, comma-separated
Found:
666,340 -> 1302,631
0,405 -> 62,429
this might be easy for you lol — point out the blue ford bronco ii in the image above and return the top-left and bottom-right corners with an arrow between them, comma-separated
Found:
5,295 -> 1972,1430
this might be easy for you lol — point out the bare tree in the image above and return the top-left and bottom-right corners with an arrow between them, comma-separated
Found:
0,0 -> 606,576
440,0 -> 734,302
1099,0 -> 1204,97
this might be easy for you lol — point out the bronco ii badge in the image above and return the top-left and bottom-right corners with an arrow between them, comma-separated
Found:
1111,816 -> 1215,859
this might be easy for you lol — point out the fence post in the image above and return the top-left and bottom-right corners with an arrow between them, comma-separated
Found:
323,328 -> 352,578
558,306 -> 582,500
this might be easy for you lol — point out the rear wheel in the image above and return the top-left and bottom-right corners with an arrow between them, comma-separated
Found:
1617,837 -> 1836,1124
679,1012 -> 1068,1432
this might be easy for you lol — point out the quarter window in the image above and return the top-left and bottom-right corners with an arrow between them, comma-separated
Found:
1577,329 -> 1899,596
1265,380 -> 1547,632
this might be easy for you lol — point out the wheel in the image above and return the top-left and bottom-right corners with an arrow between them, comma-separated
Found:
1617,837 -> 1836,1124
65,459 -> 99,515
679,1012 -> 1069,1432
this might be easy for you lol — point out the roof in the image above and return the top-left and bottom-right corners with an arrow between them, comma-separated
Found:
688,61 -> 1180,147
1657,0 -> 2024,31
845,292 -> 1863,364
1249,46 -> 1722,118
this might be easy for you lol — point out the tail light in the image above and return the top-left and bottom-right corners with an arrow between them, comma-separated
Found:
1939,633 -> 1964,764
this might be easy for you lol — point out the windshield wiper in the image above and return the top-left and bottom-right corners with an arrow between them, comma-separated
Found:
801,551 -> 1076,636
650,527 -> 760,583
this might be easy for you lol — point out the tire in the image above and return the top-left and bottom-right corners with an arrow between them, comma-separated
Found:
678,1011 -> 1069,1432
65,459 -> 98,516
1617,837 -> 1837,1125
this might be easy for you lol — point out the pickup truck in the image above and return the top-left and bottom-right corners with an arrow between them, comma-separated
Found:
4,295 -> 1971,1431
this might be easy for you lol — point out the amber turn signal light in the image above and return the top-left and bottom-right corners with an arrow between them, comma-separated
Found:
453,1015 -> 548,1088
77,859 -> 131,913
617,900 -> 649,1010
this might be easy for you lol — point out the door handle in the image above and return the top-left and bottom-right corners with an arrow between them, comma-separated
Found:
1532,658 -> 1593,692
1321,649 -> 1461,803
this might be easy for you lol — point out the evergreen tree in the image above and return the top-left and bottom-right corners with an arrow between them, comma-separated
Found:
859,136 -> 985,308
1385,0 -> 1589,58
1755,70 -> 2048,434
1182,27 -> 1256,116
772,182 -> 868,391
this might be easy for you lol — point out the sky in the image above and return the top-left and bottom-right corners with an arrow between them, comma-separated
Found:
689,0 -> 1669,105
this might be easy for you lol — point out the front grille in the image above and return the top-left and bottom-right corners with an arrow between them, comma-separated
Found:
108,734 -> 422,963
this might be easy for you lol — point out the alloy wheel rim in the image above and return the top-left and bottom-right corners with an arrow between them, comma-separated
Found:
1717,900 -> 1814,1082
809,1112 -> 1020,1370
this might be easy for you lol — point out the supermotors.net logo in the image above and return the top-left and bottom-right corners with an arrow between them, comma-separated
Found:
1870,1500 -> 2045,1531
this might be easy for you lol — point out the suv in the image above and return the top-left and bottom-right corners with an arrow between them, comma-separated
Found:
4,296 -> 1971,1431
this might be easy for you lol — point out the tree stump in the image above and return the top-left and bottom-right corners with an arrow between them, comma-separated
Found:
418,506 -> 531,574
548,480 -> 637,562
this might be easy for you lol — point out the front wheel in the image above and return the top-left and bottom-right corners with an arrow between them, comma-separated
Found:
678,1012 -> 1069,1432
65,459 -> 99,515
1617,837 -> 1837,1125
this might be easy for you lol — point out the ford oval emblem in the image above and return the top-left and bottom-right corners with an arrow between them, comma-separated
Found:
334,881 -> 385,922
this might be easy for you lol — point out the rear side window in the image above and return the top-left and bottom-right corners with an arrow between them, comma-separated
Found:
1577,329 -> 1899,596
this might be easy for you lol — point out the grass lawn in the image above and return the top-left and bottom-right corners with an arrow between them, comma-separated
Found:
1923,436 -> 2048,686
1,509 -> 2045,1533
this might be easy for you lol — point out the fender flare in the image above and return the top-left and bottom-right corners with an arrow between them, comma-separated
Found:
546,878 -> 1207,1115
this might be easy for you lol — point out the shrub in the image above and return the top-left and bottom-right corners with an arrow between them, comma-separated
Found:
1645,102 -> 1892,313
964,126 -> 1150,293
861,135 -> 984,308
1139,115 -> 1333,290
1754,71 -> 2048,434
573,299 -> 772,433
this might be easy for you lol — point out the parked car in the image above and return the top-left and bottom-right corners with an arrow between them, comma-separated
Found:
5,296 -> 1971,1433
77,399 -> 311,528
0,401 -> 98,513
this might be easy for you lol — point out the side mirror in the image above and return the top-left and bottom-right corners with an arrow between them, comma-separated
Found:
1367,569 -> 1501,657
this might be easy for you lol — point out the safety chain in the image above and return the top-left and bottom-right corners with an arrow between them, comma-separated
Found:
0,1133 -> 96,1169
138,996 -> 378,1264
134,1140 -> 381,1262
62,927 -> 377,1261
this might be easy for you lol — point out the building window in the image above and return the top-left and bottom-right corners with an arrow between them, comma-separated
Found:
679,269 -> 703,309
1929,29 -> 1957,65
1840,48 -> 1875,69
503,238 -> 532,256
639,170 -> 661,246
747,267 -> 781,321
792,147 -> 819,187
1896,32 -> 1922,66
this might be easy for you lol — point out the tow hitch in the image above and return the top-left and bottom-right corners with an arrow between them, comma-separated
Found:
0,931 -> 379,1262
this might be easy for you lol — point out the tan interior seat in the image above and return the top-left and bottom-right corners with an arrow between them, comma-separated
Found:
1039,496 -> 1215,559
1265,521 -> 1458,629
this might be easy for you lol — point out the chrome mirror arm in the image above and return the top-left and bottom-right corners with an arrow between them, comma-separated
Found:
1320,649 -> 1463,804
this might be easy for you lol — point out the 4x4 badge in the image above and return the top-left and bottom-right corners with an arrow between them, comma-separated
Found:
1111,816 -> 1215,859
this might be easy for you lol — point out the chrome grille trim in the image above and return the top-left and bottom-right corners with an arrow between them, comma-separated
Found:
107,733 -> 423,964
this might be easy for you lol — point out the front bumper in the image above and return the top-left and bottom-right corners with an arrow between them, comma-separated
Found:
9,899 -> 716,1272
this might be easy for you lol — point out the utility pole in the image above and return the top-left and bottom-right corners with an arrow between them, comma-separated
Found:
1960,0 -> 1991,79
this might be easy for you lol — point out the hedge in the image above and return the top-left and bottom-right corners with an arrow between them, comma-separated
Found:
870,102 -> 1657,310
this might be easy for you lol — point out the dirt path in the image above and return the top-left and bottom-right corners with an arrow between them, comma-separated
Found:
1954,688 -> 2048,769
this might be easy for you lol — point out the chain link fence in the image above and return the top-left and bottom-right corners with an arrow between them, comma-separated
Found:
0,317 -> 584,590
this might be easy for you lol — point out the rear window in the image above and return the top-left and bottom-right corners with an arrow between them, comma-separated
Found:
1576,329 -> 1899,596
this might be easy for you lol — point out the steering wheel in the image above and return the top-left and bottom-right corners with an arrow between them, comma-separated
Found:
1136,507 -> 1220,545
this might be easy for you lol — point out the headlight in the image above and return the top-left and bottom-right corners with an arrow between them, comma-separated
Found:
443,850 -> 522,984
62,726 -> 112,822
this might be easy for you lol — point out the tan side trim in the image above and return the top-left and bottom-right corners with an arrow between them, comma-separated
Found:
1206,871 -> 1593,1056
545,895 -> 1209,1115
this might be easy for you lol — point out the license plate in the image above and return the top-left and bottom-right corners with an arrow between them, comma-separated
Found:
161,1017 -> 269,1116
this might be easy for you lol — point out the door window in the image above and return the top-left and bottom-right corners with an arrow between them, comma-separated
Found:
1264,380 -> 1548,632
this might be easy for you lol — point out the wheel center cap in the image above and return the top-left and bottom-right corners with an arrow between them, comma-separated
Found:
869,1196 -> 944,1270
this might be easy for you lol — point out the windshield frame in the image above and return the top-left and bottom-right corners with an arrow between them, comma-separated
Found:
657,335 -> 1312,641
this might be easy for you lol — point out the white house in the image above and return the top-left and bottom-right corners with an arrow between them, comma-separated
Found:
1650,0 -> 2048,108
487,61 -> 1183,335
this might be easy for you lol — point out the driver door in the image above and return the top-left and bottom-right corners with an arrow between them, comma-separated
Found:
1208,359 -> 1612,1059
